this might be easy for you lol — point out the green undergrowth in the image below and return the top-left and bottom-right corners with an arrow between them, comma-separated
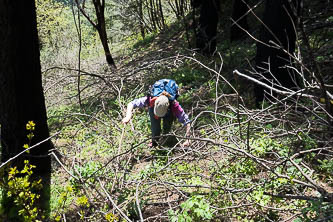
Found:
38,5 -> 333,221
0,0 -> 331,221
41,81 -> 333,221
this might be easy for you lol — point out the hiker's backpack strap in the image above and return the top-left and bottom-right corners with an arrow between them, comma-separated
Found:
164,79 -> 179,101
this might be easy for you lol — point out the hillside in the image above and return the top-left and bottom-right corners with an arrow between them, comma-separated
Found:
44,24 -> 333,222
1,0 -> 332,221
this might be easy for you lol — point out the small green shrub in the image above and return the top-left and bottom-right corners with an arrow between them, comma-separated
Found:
317,159 -> 333,175
1,160 -> 43,222
250,134 -> 289,157
297,199 -> 333,222
0,121 -> 45,221
50,185 -> 75,221
70,161 -> 103,190
168,195 -> 214,222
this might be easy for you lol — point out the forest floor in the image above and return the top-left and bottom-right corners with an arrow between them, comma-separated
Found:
43,24 -> 333,222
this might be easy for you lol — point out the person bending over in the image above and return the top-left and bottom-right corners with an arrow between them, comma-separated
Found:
122,83 -> 191,147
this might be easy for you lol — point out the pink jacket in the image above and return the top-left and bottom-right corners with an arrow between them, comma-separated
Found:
130,96 -> 190,125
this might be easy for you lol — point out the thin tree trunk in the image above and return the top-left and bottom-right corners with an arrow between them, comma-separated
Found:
75,0 -> 117,68
175,0 -> 181,17
93,0 -> 117,68
149,0 -> 157,30
137,0 -> 145,38
72,1 -> 83,108
158,0 -> 165,29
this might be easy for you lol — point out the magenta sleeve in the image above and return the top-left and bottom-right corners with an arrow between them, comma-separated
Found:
171,101 -> 191,126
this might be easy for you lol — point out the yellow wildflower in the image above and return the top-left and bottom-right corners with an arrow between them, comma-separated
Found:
26,121 -> 36,131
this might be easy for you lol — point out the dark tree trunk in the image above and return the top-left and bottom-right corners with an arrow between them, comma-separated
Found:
193,0 -> 220,55
137,0 -> 146,38
0,0 -> 52,218
230,0 -> 249,41
254,0 -> 300,106
158,0 -> 165,29
175,0 -> 181,18
97,27 -> 116,68
149,0 -> 157,30
93,0 -> 117,68
75,0 -> 117,68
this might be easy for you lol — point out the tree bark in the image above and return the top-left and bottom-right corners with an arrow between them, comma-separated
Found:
254,0 -> 300,106
0,0 -> 52,218
193,0 -> 220,55
230,0 -> 249,41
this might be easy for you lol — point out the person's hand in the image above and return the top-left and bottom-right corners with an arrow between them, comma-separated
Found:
122,116 -> 131,124
182,140 -> 190,147
122,103 -> 133,124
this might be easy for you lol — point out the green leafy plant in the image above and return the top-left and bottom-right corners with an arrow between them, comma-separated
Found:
168,195 -> 214,222
317,159 -> 333,175
76,195 -> 91,220
36,0 -> 68,46
70,161 -> 103,190
0,121 -> 45,221
250,134 -> 289,157
5,160 -> 43,222
51,185 -> 75,221
297,199 -> 333,222
105,211 -> 119,222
